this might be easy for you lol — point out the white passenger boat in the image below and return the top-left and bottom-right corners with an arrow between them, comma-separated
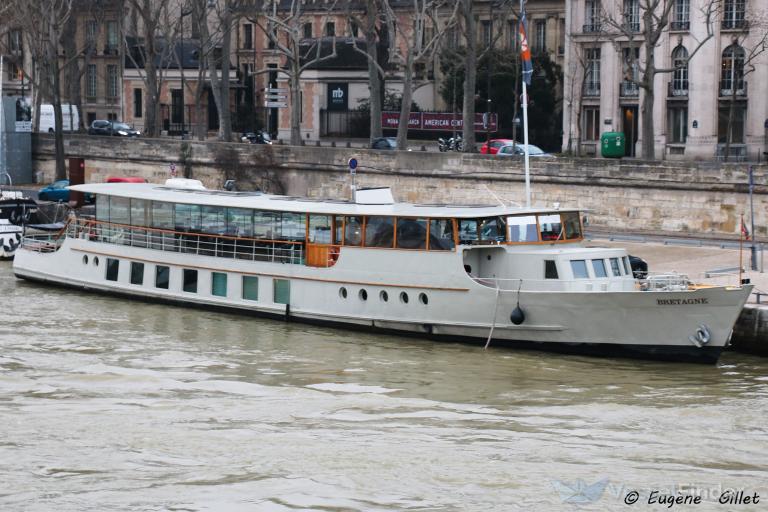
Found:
13,179 -> 751,364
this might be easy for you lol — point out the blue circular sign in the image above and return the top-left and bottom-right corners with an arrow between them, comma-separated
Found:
348,158 -> 358,170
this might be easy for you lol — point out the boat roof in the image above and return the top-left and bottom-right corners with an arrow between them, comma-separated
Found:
70,183 -> 581,219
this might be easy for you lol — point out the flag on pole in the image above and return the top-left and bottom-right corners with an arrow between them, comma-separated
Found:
519,9 -> 533,86
741,217 -> 751,241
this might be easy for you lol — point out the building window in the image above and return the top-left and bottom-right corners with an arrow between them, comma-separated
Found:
106,21 -> 118,53
584,0 -> 601,32
506,20 -> 518,50
86,20 -> 98,49
720,44 -> 745,96
106,258 -> 120,281
669,106 -> 688,143
130,262 -> 144,285
242,276 -> 259,301
86,64 -> 97,99
582,107 -> 600,141
671,46 -> 689,95
718,105 -> 746,144
303,22 -> 312,39
133,88 -> 143,118
155,265 -> 170,289
8,29 -> 22,54
624,0 -> 640,32
584,48 -> 601,95
672,0 -> 690,30
722,0 -> 746,29
534,20 -> 546,52
106,64 -> 118,99
183,269 -> 198,293
212,272 -> 227,297
243,23 -> 253,49
481,20 -> 491,47
325,22 -> 335,37
621,47 -> 639,96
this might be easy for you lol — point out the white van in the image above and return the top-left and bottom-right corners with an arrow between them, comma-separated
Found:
37,104 -> 80,133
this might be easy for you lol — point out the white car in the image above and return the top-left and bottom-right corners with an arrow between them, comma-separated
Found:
497,143 -> 552,157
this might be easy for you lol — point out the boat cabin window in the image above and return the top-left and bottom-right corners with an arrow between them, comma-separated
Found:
95,195 -> 109,221
151,201 -> 174,229
309,215 -> 333,244
592,259 -> 607,278
254,211 -> 279,239
365,216 -> 394,248
334,216 -> 344,244
227,208 -> 253,237
545,260 -> 559,279
570,260 -> 589,279
175,204 -> 201,232
479,216 -> 506,243
130,199 -> 149,227
201,206 -> 226,235
458,219 -> 478,243
622,256 -> 631,276
344,216 -> 363,246
562,212 -> 582,240
610,257 -> 622,276
109,196 -> 130,225
539,214 -> 563,241
282,213 -> 306,241
507,215 -> 538,243
155,265 -> 170,289
429,218 -> 455,250
396,218 -> 427,250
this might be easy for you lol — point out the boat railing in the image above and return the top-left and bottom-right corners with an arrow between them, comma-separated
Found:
63,219 -> 305,264
473,272 -> 695,292
21,232 -> 67,253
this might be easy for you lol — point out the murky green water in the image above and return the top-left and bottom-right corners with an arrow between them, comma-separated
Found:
1,262 -> 767,511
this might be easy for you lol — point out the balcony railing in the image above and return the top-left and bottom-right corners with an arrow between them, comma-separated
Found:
620,81 -> 639,97
668,82 -> 689,97
721,19 -> 748,31
670,21 -> 690,31
719,81 -> 747,97
582,23 -> 602,33
583,82 -> 601,96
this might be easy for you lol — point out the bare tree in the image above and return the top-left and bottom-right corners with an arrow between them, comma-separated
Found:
7,0 -> 76,180
602,0 -> 717,160
124,0 -> 180,137
383,0 -> 459,150
564,27 -> 605,156
248,1 -> 340,146
720,10 -> 768,161
347,0 -> 390,144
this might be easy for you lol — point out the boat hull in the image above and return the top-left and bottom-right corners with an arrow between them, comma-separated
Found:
13,238 -> 751,364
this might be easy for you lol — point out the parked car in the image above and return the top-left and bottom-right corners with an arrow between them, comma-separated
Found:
88,120 -> 140,137
36,104 -> 79,133
371,137 -> 397,150
106,176 -> 148,183
480,138 -> 515,155
38,180 -> 94,203
241,130 -> 272,144
497,143 -> 552,158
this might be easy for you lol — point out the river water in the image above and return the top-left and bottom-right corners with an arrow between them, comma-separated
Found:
1,262 -> 767,511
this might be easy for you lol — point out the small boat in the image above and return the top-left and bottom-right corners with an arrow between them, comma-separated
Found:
0,190 -> 38,260
12,179 -> 752,363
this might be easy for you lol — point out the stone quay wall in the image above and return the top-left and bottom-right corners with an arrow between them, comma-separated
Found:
32,134 -> 767,239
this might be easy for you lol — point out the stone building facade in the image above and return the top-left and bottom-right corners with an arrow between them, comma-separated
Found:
562,0 -> 768,160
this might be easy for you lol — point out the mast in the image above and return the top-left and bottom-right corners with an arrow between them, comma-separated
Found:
519,0 -> 532,208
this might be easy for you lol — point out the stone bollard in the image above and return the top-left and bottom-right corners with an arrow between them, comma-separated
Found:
421,145 -> 427,151
331,141 -> 336,147
315,140 -> 321,146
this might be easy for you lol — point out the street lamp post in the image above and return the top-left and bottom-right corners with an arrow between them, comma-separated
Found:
179,9 -> 193,139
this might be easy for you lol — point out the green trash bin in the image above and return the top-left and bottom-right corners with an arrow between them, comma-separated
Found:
600,132 -> 625,158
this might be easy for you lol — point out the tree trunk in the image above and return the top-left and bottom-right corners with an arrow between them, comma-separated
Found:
461,0 -> 476,153
395,54 -> 414,151
62,15 -> 84,130
194,79 -> 206,140
51,58 -> 67,181
144,33 -> 160,137
289,58 -> 302,145
640,77 -> 654,159
365,0 -> 382,143
217,5 -> 233,141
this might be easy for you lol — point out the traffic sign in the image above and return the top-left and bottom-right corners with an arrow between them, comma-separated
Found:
265,94 -> 287,100
263,87 -> 288,93
348,158 -> 358,171
265,101 -> 287,108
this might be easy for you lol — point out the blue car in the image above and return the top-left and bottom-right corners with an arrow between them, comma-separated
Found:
38,180 -> 94,203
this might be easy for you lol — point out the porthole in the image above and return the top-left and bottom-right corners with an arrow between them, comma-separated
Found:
339,287 -> 348,299
93,256 -> 99,266
359,289 -> 368,301
379,290 -> 389,302
400,291 -> 409,304
419,292 -> 429,305
82,255 -> 89,265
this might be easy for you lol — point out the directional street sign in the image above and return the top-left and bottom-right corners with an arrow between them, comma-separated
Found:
265,101 -> 287,108
265,94 -> 287,100
263,87 -> 288,93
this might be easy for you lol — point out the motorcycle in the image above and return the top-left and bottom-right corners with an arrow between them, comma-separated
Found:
437,135 -> 463,152
241,130 -> 272,145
